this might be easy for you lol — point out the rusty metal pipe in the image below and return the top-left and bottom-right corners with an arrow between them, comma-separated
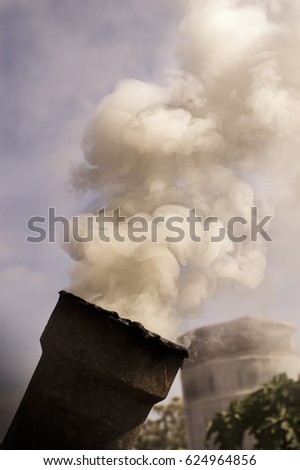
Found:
2,291 -> 187,450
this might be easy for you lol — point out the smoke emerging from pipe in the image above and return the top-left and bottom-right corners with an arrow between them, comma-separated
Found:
66,0 -> 300,340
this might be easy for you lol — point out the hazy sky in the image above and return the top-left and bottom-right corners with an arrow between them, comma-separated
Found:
1,0 -> 300,441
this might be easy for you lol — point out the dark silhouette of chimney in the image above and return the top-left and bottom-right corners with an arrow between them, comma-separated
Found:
2,291 -> 187,449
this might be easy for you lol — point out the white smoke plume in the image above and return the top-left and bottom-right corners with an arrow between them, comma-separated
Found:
66,0 -> 300,341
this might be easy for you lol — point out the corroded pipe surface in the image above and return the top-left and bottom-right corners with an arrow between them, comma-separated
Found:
2,291 -> 187,450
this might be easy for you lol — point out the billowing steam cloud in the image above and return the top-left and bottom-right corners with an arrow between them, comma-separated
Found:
66,0 -> 300,340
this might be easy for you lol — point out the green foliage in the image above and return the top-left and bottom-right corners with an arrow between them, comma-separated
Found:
135,396 -> 188,450
206,374 -> 300,450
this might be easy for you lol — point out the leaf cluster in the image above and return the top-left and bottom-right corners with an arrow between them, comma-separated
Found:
206,374 -> 300,450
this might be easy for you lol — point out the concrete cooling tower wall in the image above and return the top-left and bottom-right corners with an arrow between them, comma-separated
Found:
181,317 -> 300,449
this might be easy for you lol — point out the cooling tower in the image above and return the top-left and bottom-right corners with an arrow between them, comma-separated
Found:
2,291 -> 187,450
181,317 -> 300,449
